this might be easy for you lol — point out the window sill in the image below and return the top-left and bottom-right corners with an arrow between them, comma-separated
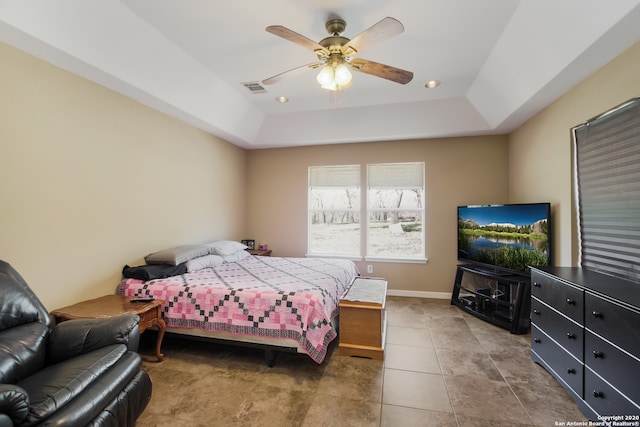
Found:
364,256 -> 428,264
305,254 -> 429,264
305,254 -> 363,262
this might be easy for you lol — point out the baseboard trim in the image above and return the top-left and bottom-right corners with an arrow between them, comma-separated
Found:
386,290 -> 451,300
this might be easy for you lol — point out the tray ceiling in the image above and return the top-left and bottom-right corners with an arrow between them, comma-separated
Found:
1,0 -> 640,148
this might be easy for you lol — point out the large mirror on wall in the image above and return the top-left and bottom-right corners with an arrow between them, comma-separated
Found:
573,97 -> 640,282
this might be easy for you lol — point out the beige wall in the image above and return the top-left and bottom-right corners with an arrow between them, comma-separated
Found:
247,41 -> 640,294
509,41 -> 640,267
0,42 -> 247,310
3,37 -> 637,308
246,136 -> 509,295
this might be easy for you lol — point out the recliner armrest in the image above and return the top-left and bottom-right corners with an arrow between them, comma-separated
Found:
0,384 -> 29,426
47,315 -> 141,365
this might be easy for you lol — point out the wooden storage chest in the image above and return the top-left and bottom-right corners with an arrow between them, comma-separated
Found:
339,277 -> 387,360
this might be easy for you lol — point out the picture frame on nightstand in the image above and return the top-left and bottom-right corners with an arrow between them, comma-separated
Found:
241,239 -> 255,250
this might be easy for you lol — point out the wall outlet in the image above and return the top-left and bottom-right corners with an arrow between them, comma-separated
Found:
367,265 -> 373,274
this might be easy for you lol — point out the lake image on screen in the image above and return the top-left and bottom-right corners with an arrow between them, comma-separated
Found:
458,205 -> 549,272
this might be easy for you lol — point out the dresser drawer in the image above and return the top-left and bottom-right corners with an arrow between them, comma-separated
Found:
531,324 -> 583,396
585,330 -> 640,406
585,367 -> 640,417
531,297 -> 583,359
531,272 -> 584,324
585,292 -> 640,356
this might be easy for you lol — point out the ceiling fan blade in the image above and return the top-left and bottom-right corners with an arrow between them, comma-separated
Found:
262,62 -> 323,85
342,17 -> 404,56
266,25 -> 329,56
349,58 -> 413,84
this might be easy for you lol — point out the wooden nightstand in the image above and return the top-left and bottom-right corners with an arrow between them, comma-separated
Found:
247,249 -> 272,256
51,295 -> 166,361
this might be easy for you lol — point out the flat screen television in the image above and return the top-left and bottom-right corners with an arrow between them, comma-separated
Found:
457,203 -> 552,275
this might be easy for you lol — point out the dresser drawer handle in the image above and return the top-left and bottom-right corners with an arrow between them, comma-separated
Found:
533,309 -> 541,315
593,391 -> 604,398
533,282 -> 541,287
593,351 -> 604,359
567,368 -> 576,374
534,338 -> 541,344
567,333 -> 576,339
566,298 -> 575,305
592,311 -> 602,318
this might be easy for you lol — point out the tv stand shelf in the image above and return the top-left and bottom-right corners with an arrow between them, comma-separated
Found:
451,265 -> 531,334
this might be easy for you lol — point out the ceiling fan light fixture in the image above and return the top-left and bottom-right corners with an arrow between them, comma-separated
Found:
334,63 -> 352,85
316,62 -> 352,91
316,65 -> 335,87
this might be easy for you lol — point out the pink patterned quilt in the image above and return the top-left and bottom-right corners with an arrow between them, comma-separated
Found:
118,256 -> 358,363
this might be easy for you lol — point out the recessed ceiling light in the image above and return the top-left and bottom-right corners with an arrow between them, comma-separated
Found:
425,80 -> 441,89
275,96 -> 289,103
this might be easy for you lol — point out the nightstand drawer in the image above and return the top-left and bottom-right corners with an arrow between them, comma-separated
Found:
138,305 -> 162,331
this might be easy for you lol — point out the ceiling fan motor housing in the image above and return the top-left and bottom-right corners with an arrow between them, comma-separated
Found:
318,36 -> 350,58
319,19 -> 355,59
325,18 -> 346,36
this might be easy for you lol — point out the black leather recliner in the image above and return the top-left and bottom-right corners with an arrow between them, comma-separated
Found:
0,260 -> 152,426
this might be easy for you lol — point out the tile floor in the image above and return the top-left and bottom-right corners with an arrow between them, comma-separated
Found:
135,297 -> 588,426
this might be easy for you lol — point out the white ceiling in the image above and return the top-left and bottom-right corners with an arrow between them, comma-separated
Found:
2,0 -> 640,149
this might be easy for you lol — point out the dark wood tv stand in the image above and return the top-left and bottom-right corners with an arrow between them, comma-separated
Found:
451,264 -> 531,334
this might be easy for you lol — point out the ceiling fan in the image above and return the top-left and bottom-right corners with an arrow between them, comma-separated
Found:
262,17 -> 413,92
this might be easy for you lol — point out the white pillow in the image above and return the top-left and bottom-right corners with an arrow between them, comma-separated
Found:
206,240 -> 248,257
223,250 -> 251,263
145,245 -> 210,265
186,254 -> 224,272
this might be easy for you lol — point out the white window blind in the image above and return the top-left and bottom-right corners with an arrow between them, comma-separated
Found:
309,165 -> 360,188
368,162 -> 424,189
574,97 -> 640,281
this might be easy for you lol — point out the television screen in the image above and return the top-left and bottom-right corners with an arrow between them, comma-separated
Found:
457,203 -> 551,274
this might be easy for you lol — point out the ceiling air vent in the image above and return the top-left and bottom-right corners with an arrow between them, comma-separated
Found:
241,82 -> 267,94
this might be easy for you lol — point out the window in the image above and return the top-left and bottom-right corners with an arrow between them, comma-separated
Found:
367,163 -> 424,260
308,162 -> 425,261
574,97 -> 640,281
308,165 -> 361,257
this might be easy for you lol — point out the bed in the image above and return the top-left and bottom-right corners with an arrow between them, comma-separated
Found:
118,251 -> 358,365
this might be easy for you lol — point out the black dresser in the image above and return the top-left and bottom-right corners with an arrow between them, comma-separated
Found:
530,267 -> 640,419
